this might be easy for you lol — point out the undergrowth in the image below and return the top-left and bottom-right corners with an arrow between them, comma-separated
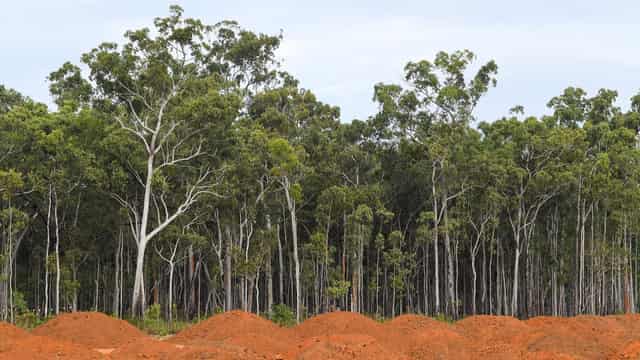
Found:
126,304 -> 194,336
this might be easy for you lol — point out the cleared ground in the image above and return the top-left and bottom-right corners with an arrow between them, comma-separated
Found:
1,310 -> 640,359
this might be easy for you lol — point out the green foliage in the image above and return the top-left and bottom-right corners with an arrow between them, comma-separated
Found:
269,303 -> 296,327
434,313 -> 455,324
128,304 -> 192,336
327,280 -> 350,300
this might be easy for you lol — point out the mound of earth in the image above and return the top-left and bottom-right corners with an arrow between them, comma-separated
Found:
0,334 -> 103,359
609,340 -> 640,360
610,314 -> 640,340
399,327 -> 476,359
454,315 -> 531,347
0,321 -> 29,342
111,337 -> 265,360
378,314 -> 471,358
0,321 -> 31,354
4,310 -> 640,359
294,311 -> 384,339
287,334 -> 407,360
454,315 -> 534,358
170,310 -> 291,356
525,316 -> 627,359
32,311 -> 145,348
385,313 -> 452,333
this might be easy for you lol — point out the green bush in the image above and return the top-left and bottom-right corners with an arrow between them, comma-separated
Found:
434,313 -> 455,324
269,303 -> 296,327
126,304 -> 192,336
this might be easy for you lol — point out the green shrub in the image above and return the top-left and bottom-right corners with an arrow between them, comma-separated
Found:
126,304 -> 193,336
434,313 -> 455,323
269,303 -> 296,327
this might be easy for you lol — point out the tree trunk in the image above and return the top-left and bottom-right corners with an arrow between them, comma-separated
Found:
277,223 -> 284,305
169,263 -> 175,326
131,241 -> 147,317
443,200 -> 455,317
283,177 -> 301,323
265,214 -> 274,314
224,225 -> 232,311
54,189 -> 61,315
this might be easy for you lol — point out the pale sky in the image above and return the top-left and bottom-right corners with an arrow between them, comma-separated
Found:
1,0 -> 639,122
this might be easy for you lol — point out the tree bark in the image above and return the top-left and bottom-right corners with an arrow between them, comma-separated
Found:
283,177 -> 301,323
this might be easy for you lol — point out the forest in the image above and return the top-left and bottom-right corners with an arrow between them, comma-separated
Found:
1,6 -> 640,326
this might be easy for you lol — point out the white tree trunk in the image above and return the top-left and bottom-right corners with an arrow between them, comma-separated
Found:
132,241 -> 147,317
44,184 -> 51,317
283,177 -> 301,323
169,263 -> 174,325
54,189 -> 61,315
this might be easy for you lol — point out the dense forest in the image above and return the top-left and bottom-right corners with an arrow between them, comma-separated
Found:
2,6 -> 640,325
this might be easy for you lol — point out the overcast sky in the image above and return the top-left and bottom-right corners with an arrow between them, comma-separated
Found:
1,0 -> 639,122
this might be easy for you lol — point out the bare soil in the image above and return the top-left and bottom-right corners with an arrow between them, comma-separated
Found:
1,311 -> 640,359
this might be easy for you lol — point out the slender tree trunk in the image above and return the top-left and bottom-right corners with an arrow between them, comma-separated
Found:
54,189 -> 61,315
283,177 -> 301,323
266,215 -> 273,314
44,184 -> 52,318
6,201 -> 13,322
432,166 -> 440,315
132,154 -> 155,318
277,223 -> 284,305
225,225 -> 232,311
169,263 -> 174,325
443,200 -> 455,316
94,259 -> 100,311
131,241 -> 147,317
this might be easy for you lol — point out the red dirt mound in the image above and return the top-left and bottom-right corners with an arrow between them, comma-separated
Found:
294,311 -> 384,339
609,314 -> 640,340
455,314 -> 531,341
609,340 -> 640,360
399,327 -> 476,359
455,315 -> 533,358
0,335 -> 104,359
287,334 -> 407,360
170,310 -> 292,356
111,337 -> 265,360
32,311 -> 145,348
0,321 -> 29,342
380,314 -> 473,358
0,321 -> 31,355
3,310 -> 640,359
385,313 -> 452,333
525,316 -> 627,359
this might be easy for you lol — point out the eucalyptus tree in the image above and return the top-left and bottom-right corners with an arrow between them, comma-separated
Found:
0,169 -> 26,322
79,6 -> 239,316
481,115 -> 580,315
267,136 -> 304,322
373,50 -> 497,316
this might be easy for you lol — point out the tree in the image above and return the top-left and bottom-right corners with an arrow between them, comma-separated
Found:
267,136 -> 305,322
374,50 -> 497,316
81,6 -> 231,316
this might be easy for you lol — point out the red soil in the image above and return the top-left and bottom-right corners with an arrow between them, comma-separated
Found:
287,334 -> 407,360
0,321 -> 29,343
294,311 -> 384,338
169,310 -> 293,357
0,334 -> 104,360
110,337 -> 266,360
609,341 -> 640,360
524,316 -> 628,359
0,321 -> 104,359
32,311 -> 145,348
1,311 -> 640,359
